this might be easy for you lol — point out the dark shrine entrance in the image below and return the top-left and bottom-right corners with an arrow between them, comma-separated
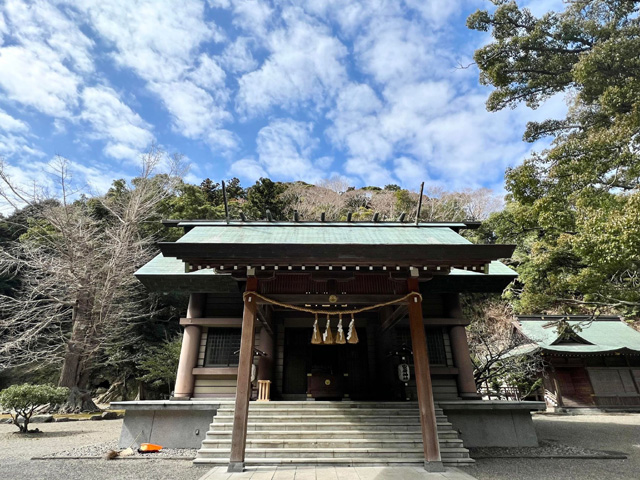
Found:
283,327 -> 370,400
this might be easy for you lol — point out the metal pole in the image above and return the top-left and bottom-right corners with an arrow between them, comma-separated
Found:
222,180 -> 230,224
415,182 -> 424,226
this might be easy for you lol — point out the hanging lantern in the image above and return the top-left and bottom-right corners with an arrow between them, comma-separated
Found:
311,314 -> 322,344
323,315 -> 334,345
335,314 -> 346,344
347,313 -> 359,344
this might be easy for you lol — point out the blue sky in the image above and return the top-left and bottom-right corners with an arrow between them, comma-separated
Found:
0,0 -> 566,206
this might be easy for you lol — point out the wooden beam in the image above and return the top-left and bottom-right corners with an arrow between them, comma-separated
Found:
228,277 -> 257,473
380,305 -> 408,333
256,305 -> 274,336
180,318 -> 242,327
257,294 -> 405,305
407,278 -> 444,472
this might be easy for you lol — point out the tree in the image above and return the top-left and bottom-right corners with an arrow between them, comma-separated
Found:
462,295 -> 544,394
468,1 -> 640,316
138,336 -> 182,397
0,384 -> 68,433
245,178 -> 288,220
0,147 -> 182,410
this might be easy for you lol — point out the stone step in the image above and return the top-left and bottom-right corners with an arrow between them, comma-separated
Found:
212,422 -> 453,431
192,457 -> 475,466
202,430 -> 461,440
219,408 -> 439,416
217,402 -> 428,408
214,414 -> 448,423
201,438 -> 464,449
196,447 -> 471,459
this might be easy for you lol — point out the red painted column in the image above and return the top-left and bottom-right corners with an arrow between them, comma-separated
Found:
408,278 -> 444,472
173,293 -> 205,399
450,325 -> 481,399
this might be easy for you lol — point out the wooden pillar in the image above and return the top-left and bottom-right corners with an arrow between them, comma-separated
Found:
450,326 -> 481,399
407,279 -> 444,472
173,293 -> 206,399
228,278 -> 257,472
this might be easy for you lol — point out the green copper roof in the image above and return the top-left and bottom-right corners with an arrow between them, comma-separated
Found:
176,224 -> 471,245
135,254 -> 517,292
450,261 -> 516,277
135,254 -> 237,292
516,316 -> 640,354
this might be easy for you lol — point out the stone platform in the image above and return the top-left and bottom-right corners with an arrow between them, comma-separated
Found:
111,399 -> 545,452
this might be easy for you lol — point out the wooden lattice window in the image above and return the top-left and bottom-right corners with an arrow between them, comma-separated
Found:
204,328 -> 241,366
395,327 -> 448,366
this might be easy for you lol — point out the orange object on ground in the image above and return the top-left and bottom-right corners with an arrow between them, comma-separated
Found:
138,443 -> 163,453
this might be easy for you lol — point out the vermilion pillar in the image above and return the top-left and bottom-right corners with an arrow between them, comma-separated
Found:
173,293 -> 205,399
228,278 -> 258,472
407,278 -> 444,472
450,325 -> 481,399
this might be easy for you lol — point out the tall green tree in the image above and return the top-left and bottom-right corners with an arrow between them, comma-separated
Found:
468,0 -> 640,315
245,178 -> 288,220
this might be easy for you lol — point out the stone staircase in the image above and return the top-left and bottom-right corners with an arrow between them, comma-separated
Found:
194,401 -> 474,467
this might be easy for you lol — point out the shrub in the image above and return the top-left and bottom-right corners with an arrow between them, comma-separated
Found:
0,383 -> 69,433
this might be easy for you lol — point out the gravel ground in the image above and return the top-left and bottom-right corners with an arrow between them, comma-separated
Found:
41,439 -> 198,459
470,439 -> 624,458
2,413 -> 639,480
0,419 -> 207,480
467,413 -> 640,480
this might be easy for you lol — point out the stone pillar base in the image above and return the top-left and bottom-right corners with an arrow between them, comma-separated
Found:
460,392 -> 482,400
227,461 -> 245,472
424,460 -> 445,472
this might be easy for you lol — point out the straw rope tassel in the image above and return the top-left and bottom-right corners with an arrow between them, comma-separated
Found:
311,314 -> 322,344
335,314 -> 346,344
323,315 -> 334,345
347,314 -> 359,344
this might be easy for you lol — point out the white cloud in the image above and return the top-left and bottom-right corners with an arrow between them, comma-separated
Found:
355,15 -> 441,86
0,11 -> 7,46
0,132 -> 44,160
0,109 -> 29,133
254,119 -> 323,181
229,119 -> 324,183
393,156 -> 430,189
80,86 -> 154,160
236,7 -> 349,116
148,80 -> 235,150
218,37 -> 258,74
4,0 -> 94,73
403,0 -> 462,28
344,157 -> 396,187
0,45 -> 81,117
228,158 -> 268,182
188,54 -> 226,91
230,0 -> 274,37
69,0 -> 233,149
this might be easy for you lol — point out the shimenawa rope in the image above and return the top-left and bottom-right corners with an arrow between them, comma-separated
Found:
242,291 -> 421,316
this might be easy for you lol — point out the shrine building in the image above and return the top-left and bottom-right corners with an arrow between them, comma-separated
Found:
114,218 -> 545,472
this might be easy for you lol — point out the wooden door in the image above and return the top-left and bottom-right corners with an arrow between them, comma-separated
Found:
555,367 -> 594,407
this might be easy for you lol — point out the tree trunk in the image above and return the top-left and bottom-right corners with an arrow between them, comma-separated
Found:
58,294 -> 99,412
60,387 -> 99,413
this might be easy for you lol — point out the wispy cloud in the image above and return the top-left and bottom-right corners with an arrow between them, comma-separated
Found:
0,0 -> 569,199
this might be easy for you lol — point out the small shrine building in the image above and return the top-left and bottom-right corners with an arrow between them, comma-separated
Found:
116,218 -> 545,472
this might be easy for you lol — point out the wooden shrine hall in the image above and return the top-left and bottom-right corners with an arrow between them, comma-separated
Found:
117,218 -> 545,472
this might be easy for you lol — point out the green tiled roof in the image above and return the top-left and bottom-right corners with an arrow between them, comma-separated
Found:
175,224 -> 472,245
516,316 -> 640,354
450,261 -> 516,277
135,254 -> 237,292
